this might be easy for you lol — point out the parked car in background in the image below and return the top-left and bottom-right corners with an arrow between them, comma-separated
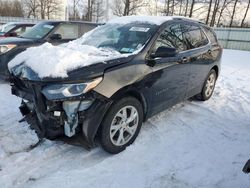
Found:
9,16 -> 222,154
0,22 -> 34,38
0,21 -> 99,80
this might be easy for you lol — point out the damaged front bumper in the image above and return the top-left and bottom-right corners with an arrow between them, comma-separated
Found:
10,76 -> 112,148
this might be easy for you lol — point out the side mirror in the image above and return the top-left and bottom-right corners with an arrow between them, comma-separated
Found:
49,33 -> 62,40
7,32 -> 17,37
152,46 -> 177,58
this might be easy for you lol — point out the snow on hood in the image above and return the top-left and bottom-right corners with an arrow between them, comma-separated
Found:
108,15 -> 173,25
8,42 -> 130,78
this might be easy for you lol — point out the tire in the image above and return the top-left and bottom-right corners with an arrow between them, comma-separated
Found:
198,69 -> 217,101
100,97 -> 143,154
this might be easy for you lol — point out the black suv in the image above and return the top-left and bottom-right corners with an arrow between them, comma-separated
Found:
0,21 -> 98,79
9,16 -> 222,154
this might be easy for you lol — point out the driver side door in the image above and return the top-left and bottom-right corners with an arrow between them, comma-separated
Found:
147,22 -> 191,116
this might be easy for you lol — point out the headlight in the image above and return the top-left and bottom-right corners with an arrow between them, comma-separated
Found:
0,44 -> 17,54
42,77 -> 103,100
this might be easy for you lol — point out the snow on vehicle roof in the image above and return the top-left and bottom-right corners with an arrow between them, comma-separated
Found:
108,15 -> 173,25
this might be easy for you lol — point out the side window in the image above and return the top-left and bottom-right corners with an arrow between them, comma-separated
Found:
14,26 -> 33,35
203,26 -> 217,44
54,24 -> 79,39
79,24 -> 96,35
152,24 -> 187,53
182,24 -> 208,49
24,26 -> 33,32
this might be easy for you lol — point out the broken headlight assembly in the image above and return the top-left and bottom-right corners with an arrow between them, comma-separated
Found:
0,44 -> 17,54
42,77 -> 103,100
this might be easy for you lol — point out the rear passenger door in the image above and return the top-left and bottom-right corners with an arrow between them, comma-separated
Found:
181,22 -> 212,97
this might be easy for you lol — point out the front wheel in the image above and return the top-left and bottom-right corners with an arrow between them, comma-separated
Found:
100,97 -> 143,154
199,69 -> 217,101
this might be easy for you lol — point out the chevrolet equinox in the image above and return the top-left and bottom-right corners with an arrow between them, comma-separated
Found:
9,16 -> 222,154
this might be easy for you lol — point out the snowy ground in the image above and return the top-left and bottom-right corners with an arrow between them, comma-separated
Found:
0,49 -> 249,188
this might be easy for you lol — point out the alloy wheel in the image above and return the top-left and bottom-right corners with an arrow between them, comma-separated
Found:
109,106 -> 139,146
204,72 -> 216,98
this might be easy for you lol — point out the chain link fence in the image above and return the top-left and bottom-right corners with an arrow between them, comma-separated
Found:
214,27 -> 250,51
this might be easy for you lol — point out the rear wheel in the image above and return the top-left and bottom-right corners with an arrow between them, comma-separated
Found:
100,97 -> 143,154
199,69 -> 217,101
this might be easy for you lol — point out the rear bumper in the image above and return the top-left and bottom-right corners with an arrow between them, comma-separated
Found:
11,76 -> 112,148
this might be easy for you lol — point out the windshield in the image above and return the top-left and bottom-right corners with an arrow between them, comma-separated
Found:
0,23 -> 16,33
20,22 -> 55,39
82,23 -> 158,54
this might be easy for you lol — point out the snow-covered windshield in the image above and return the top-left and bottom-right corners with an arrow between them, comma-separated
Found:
20,22 -> 55,39
81,23 -> 158,54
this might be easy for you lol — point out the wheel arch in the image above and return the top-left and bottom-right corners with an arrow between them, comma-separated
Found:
110,86 -> 148,121
211,65 -> 219,79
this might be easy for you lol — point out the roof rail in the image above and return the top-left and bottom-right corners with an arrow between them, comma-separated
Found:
172,16 -> 205,25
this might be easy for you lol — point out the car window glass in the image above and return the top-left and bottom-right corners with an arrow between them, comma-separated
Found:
13,26 -> 33,35
0,24 -> 15,33
203,27 -> 217,44
20,23 -> 55,39
182,24 -> 208,49
79,24 -> 97,35
82,23 -> 157,54
152,24 -> 187,53
54,24 -> 79,39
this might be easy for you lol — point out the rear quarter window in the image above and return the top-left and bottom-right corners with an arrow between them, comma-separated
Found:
203,26 -> 217,44
54,23 -> 79,39
182,24 -> 209,49
79,24 -> 97,36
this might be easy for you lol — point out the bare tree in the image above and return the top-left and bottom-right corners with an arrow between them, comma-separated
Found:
163,0 -> 170,16
184,0 -> 189,16
112,0 -> 124,16
72,0 -> 81,20
45,0 -> 62,19
0,0 -> 24,17
23,0 -> 39,18
210,0 -> 220,26
146,0 -> 159,16
206,0 -> 213,24
22,0 -> 62,19
217,0 -> 227,26
229,0 -> 239,27
241,0 -> 250,27
92,0 -> 104,22
179,0 -> 184,15
189,0 -> 195,17
113,0 -> 146,16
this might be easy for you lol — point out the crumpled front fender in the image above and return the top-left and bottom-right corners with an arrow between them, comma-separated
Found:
81,99 -> 113,148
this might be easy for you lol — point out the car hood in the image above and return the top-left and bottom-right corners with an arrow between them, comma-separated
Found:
0,36 -> 37,44
9,42 -> 137,82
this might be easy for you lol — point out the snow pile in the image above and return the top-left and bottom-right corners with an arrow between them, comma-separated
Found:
108,15 -> 173,25
8,42 -> 128,78
0,49 -> 250,188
